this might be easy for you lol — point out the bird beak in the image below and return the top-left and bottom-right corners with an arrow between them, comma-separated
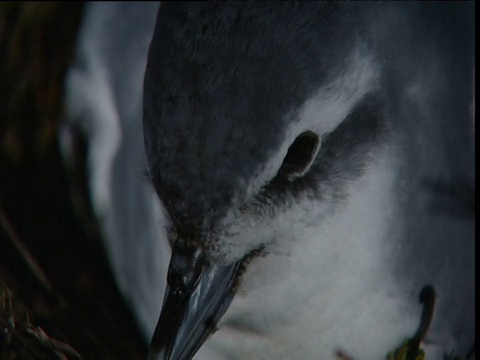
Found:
147,238 -> 243,360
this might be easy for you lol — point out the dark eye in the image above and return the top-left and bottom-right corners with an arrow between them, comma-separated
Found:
279,131 -> 320,179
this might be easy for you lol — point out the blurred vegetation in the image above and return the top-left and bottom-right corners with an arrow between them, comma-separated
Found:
0,3 -> 147,359
0,2 -> 77,161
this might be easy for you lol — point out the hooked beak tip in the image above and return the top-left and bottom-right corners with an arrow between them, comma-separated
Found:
148,239 -> 243,360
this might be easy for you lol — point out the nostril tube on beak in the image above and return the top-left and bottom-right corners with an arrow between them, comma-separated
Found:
167,240 -> 206,293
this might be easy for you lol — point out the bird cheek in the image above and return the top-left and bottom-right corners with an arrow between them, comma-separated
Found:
207,238 -> 250,266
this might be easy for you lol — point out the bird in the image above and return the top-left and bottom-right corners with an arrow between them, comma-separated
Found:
65,1 -> 169,337
142,3 -> 474,359
68,2 -> 475,360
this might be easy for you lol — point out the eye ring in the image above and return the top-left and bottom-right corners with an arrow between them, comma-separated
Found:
279,130 -> 320,180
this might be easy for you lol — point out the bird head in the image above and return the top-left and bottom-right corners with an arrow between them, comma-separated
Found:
143,3 -> 395,359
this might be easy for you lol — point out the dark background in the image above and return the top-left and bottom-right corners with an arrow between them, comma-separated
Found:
0,3 -> 146,358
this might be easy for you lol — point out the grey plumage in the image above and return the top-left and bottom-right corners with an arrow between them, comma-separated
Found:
67,2 -> 475,359
143,3 -> 474,358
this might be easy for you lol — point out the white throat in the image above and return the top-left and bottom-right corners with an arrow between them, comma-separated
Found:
197,144 -> 428,359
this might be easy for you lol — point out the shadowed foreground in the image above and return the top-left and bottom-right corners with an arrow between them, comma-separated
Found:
0,3 -> 147,358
